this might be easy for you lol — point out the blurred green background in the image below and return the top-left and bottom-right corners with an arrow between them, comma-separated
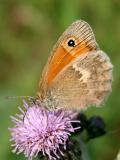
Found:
0,0 -> 120,160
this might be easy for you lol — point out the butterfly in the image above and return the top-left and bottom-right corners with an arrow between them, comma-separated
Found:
36,20 -> 113,110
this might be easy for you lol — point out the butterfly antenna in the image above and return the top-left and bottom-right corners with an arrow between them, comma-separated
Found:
5,96 -> 34,100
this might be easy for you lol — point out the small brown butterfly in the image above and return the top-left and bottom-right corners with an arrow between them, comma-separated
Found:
36,20 -> 113,110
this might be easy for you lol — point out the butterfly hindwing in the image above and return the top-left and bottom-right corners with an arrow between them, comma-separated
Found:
43,50 -> 113,109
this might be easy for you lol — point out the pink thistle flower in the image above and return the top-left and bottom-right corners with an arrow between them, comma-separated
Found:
9,100 -> 80,160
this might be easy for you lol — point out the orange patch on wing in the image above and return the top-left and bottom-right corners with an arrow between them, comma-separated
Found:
46,43 -> 92,85
46,46 -> 74,85
74,43 -> 92,57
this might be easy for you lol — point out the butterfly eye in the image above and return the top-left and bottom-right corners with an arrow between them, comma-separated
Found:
67,39 -> 75,47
